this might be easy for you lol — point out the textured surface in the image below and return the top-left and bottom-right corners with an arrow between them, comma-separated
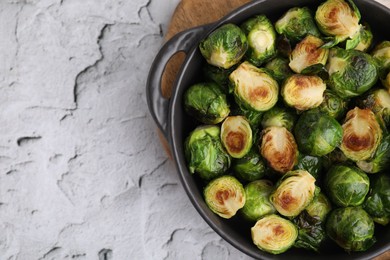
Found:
0,0 -> 389,259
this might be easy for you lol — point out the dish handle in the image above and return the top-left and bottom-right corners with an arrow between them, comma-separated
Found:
146,24 -> 211,139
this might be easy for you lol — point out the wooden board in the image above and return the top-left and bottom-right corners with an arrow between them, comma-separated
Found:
158,2 -> 390,258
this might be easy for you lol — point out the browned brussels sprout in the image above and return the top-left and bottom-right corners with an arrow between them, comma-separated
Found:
221,116 -> 252,158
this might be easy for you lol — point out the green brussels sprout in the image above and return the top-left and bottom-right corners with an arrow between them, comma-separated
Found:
264,57 -> 294,84
232,149 -> 267,182
221,116 -> 252,158
204,176 -> 245,219
199,23 -> 248,69
289,35 -> 329,74
275,7 -> 321,43
184,82 -> 230,124
315,0 -> 361,48
241,15 -> 277,66
293,210 -> 326,252
185,125 -> 231,180
294,110 -> 343,156
281,75 -> 326,111
270,170 -> 316,217
241,180 -> 276,222
363,174 -> 390,223
357,135 -> 390,173
202,63 -> 236,92
260,126 -> 299,174
251,214 -> 298,254
229,61 -> 279,112
326,47 -> 378,99
325,165 -> 370,207
350,23 -> 373,52
305,192 -> 332,222
373,216 -> 390,226
294,154 -> 323,180
372,41 -> 390,73
340,108 -> 382,162
261,106 -> 297,132
318,90 -> 348,120
357,88 -> 390,128
326,207 -> 376,252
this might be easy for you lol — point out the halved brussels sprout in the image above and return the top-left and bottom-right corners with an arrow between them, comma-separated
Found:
221,116 -> 252,158
350,23 -> 373,52
251,214 -> 298,254
325,165 -> 370,207
293,211 -> 326,252
232,149 -> 267,182
241,180 -> 275,222
289,35 -> 329,74
265,57 -> 294,84
294,154 -> 323,180
326,207 -> 376,252
305,192 -> 332,222
372,41 -> 390,73
199,23 -> 248,69
340,107 -> 382,161
294,110 -> 343,156
275,7 -> 321,43
184,82 -> 230,124
281,75 -> 326,111
318,89 -> 348,120
202,63 -> 237,92
241,15 -> 277,66
357,135 -> 390,173
260,126 -> 298,174
270,170 -> 316,217
204,176 -> 245,219
358,88 -> 390,128
315,0 -> 361,48
185,125 -> 231,180
261,106 -> 297,132
363,174 -> 390,223
326,47 -> 378,99
229,61 -> 279,112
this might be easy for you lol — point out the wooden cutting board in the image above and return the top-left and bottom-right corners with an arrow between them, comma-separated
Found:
159,1 -> 389,259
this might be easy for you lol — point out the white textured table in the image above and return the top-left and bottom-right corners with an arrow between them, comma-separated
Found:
0,0 -> 389,259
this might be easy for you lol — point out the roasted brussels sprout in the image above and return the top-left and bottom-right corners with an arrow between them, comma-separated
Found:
275,7 -> 321,43
294,154 -> 323,180
221,116 -> 252,158
204,175 -> 245,218
357,88 -> 390,128
363,174 -> 390,224
270,170 -> 316,217
185,125 -> 231,180
202,63 -> 236,92
241,180 -> 275,222
382,71 -> 390,91
281,75 -> 326,111
340,108 -> 382,162
293,211 -> 326,252
326,207 -> 376,252
325,165 -> 370,207
241,15 -> 277,66
326,47 -> 378,99
199,23 -> 248,69
305,192 -> 332,222
315,0 -> 361,48
372,41 -> 390,73
260,126 -> 298,174
229,61 -> 279,112
350,24 -> 373,52
261,106 -> 297,132
184,82 -> 230,124
294,110 -> 343,156
318,90 -> 348,120
264,57 -> 294,84
289,35 -> 329,74
357,135 -> 390,173
251,214 -> 298,254
232,149 -> 267,182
